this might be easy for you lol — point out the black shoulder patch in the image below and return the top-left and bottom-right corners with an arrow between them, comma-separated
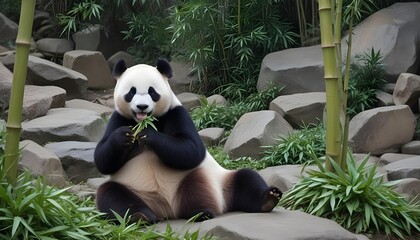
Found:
113,60 -> 127,79
156,58 -> 173,78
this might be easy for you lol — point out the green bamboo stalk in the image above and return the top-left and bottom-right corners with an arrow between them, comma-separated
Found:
4,0 -> 36,184
318,0 -> 341,171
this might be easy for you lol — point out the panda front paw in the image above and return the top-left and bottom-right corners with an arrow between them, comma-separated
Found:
112,126 -> 135,147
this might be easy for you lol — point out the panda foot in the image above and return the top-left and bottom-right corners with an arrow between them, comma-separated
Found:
261,187 -> 282,212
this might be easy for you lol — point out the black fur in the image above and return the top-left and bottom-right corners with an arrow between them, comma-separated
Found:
113,59 -> 127,78
148,87 -> 160,102
156,58 -> 173,78
124,87 -> 136,102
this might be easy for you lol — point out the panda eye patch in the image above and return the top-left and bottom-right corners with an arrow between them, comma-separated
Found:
148,87 -> 161,102
124,87 -> 137,102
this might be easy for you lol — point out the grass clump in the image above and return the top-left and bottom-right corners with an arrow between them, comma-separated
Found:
208,146 -> 266,170
261,124 -> 325,166
280,154 -> 420,238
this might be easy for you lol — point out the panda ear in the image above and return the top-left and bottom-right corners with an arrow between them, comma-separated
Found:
156,58 -> 173,79
113,60 -> 127,80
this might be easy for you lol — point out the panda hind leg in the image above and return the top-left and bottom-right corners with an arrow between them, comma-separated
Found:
229,168 -> 282,213
96,181 -> 159,224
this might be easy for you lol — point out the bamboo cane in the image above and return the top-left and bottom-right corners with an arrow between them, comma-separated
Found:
4,0 -> 36,184
318,0 -> 341,171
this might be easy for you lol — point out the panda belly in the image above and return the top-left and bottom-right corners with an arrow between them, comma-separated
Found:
110,150 -> 230,218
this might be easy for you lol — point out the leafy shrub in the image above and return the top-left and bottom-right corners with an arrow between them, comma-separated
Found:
347,48 -> 386,118
208,146 -> 266,170
261,124 -> 325,166
0,0 -> 21,22
280,154 -> 420,238
191,86 -> 282,130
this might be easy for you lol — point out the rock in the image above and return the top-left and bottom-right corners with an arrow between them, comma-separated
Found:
348,105 -> 416,155
0,13 -> 18,41
393,73 -> 420,112
343,2 -> 420,82
19,140 -> 67,187
269,92 -> 326,128
33,10 -> 50,30
155,209 -> 358,240
44,141 -> 100,183
384,156 -> 420,180
379,153 -> 418,165
393,178 -> 420,202
257,44 -> 324,94
108,51 -> 134,70
72,25 -> 101,51
36,38 -> 74,57
224,111 -> 293,159
0,45 -> 9,53
259,165 -> 317,193
207,94 -> 228,106
177,92 -> 202,111
169,61 -> 195,94
383,83 -> 396,94
21,108 -> 105,146
0,62 -> 12,112
3,55 -> 88,99
376,90 -> 394,107
401,141 -> 420,155
198,128 -> 225,147
3,85 -> 66,121
65,99 -> 113,118
63,50 -> 115,89
87,177 -> 109,189
34,24 -> 53,40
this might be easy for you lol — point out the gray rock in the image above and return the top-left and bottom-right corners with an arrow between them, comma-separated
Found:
177,92 -> 202,111
344,3 -> 420,82
198,128 -> 225,147
19,140 -> 67,187
36,38 -> 74,56
3,85 -> 66,121
384,156 -> 420,180
348,105 -> 416,155
393,73 -> 420,111
169,61 -> 195,95
108,51 -> 134,70
224,111 -> 293,159
0,45 -> 9,53
72,25 -> 101,51
401,141 -> 420,155
259,165 -> 317,193
155,209 -> 358,240
269,92 -> 326,127
33,10 -> 50,30
257,44 -> 324,94
376,90 -> 394,107
207,94 -> 228,106
393,178 -> 420,202
45,141 -> 100,183
0,13 -> 18,41
87,177 -> 109,189
379,153 -> 419,165
0,62 -> 12,112
65,99 -> 113,118
383,83 -> 396,94
21,108 -> 105,145
63,50 -> 115,89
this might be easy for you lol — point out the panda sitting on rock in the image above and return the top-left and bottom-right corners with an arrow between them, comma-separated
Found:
94,59 -> 282,223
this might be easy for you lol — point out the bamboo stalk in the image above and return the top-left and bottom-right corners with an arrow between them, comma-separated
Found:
318,0 -> 341,171
4,0 -> 36,184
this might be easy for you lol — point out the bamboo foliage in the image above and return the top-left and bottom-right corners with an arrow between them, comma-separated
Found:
4,0 -> 36,183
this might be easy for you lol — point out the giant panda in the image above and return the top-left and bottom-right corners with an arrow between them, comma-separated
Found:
94,59 -> 282,223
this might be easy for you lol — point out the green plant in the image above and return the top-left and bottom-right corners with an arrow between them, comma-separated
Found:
208,146 -> 266,170
57,0 -> 104,39
280,154 -> 420,238
261,124 -> 326,166
347,48 -> 386,118
0,0 -> 21,22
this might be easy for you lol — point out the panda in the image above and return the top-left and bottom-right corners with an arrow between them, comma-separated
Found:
94,58 -> 282,223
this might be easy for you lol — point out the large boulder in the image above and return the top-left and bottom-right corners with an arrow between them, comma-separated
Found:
108,51 -> 134,70
2,85 -> 66,121
36,38 -> 74,57
393,73 -> 420,112
0,62 -> 12,113
44,141 -> 100,183
224,111 -> 293,159
269,92 -> 326,128
0,13 -> 18,41
65,99 -> 113,118
384,156 -> 420,180
177,92 -> 202,111
257,44 -> 324,94
343,2 -> 420,81
63,50 -> 115,89
72,25 -> 101,51
348,105 -> 416,155
21,108 -> 105,145
169,61 -> 195,95
155,209 -> 359,240
19,140 -> 67,187
198,127 -> 225,147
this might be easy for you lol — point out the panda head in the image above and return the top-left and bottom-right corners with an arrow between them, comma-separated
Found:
113,59 -> 174,122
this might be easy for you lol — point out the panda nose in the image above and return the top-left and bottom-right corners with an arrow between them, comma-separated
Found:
137,104 -> 148,111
